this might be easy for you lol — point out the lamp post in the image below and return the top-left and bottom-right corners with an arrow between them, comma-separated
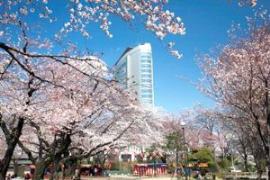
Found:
181,121 -> 188,180
174,121 -> 186,179
175,130 -> 181,178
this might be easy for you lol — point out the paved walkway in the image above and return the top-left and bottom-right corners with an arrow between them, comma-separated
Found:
45,176 -> 184,180
78,176 -> 203,180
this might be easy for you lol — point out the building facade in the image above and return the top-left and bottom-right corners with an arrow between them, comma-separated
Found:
114,43 -> 154,108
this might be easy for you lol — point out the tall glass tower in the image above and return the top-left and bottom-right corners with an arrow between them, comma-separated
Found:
114,43 -> 154,108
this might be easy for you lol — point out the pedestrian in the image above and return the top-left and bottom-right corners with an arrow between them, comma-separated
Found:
25,173 -> 31,180
194,170 -> 202,180
94,166 -> 98,176
73,168 -> 80,180
198,172 -> 203,180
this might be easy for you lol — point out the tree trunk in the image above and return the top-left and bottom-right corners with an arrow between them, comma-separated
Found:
267,161 -> 270,180
61,164 -> 66,180
243,153 -> 248,172
257,170 -> 262,180
49,162 -> 61,180
0,117 -> 25,179
0,145 -> 14,179
33,161 -> 50,180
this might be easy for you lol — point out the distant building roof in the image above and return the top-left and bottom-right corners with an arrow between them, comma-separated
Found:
115,43 -> 152,66
114,47 -> 133,66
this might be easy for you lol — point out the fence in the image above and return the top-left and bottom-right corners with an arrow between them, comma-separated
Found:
133,163 -> 167,176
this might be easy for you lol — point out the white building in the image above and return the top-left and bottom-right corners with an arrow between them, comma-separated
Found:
114,43 -> 155,161
114,43 -> 154,108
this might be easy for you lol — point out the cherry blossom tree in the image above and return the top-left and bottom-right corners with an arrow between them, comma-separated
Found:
0,45 -> 39,178
238,0 -> 258,6
0,0 -> 259,178
199,14 -> 270,178
0,48 -> 163,179
162,108 -> 227,153
222,115 -> 265,173
0,0 -> 186,59
0,0 -> 186,177
0,53 -> 152,179
0,2 -> 187,175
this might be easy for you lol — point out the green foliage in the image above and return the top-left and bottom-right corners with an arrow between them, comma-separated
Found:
256,159 -> 267,173
189,148 -> 218,172
218,158 -> 231,171
165,131 -> 184,151
145,143 -> 159,154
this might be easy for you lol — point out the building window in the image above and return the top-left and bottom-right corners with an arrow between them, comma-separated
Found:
141,79 -> 152,83
141,99 -> 152,104
141,60 -> 151,64
141,89 -> 152,93
141,64 -> 151,68
141,69 -> 151,73
141,74 -> 151,77
142,94 -> 152,98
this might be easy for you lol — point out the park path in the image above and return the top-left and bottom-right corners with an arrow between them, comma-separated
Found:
77,176 -> 219,180
74,176 -> 187,180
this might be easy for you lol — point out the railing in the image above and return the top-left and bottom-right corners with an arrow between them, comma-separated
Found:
133,163 -> 167,176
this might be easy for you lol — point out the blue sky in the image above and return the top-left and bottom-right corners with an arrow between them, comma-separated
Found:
20,0 -> 270,112
82,0 -> 270,112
